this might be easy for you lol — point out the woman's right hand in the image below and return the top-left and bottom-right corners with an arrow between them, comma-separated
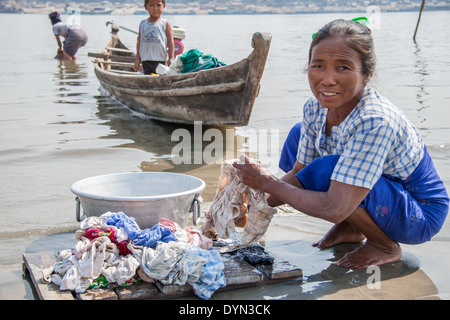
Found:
232,155 -> 274,192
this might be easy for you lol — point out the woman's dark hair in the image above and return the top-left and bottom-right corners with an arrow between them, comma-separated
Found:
308,19 -> 376,76
49,11 -> 62,25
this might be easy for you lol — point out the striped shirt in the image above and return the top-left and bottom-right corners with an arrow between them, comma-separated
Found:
297,86 -> 424,189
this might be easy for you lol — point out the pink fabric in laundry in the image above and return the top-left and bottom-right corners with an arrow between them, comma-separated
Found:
84,226 -> 132,256
158,218 -> 213,249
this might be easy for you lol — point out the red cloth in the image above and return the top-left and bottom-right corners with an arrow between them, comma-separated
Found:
84,225 -> 131,256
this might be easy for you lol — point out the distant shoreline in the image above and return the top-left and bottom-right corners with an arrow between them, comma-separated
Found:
203,7 -> 450,15
1,6 -> 449,15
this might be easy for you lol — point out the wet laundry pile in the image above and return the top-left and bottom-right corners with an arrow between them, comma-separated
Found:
42,212 -> 226,300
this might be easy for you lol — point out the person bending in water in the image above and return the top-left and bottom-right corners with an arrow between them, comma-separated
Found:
233,18 -> 449,269
49,11 -> 88,60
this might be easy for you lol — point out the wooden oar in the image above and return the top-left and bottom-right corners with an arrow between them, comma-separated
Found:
106,21 -> 138,35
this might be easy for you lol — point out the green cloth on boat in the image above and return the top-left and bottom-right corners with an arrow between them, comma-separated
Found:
180,49 -> 226,73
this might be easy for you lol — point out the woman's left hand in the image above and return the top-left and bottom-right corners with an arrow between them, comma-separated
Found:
232,155 -> 273,191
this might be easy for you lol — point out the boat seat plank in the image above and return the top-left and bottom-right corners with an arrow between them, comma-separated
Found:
95,61 -> 136,67
105,46 -> 134,54
88,52 -> 135,63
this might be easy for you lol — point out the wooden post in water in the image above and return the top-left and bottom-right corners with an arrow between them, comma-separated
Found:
413,0 -> 426,41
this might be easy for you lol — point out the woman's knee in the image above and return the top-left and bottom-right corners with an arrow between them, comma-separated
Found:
295,155 -> 340,192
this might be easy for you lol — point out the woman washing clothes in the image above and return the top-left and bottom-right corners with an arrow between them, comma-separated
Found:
233,18 -> 449,269
49,11 -> 88,60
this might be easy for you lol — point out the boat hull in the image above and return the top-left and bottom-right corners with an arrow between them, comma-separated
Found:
91,31 -> 272,126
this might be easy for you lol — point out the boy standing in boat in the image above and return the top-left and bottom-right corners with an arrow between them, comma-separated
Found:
134,0 -> 174,75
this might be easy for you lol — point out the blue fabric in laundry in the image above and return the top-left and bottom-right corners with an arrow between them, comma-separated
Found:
103,212 -> 177,248
188,246 -> 226,300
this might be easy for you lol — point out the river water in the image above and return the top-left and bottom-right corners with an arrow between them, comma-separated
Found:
1,10 -> 450,300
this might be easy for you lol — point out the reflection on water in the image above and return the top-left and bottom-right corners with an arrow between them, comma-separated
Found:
94,91 -> 255,200
200,240 -> 438,300
95,91 -> 250,161
263,217 -> 438,300
305,255 -> 437,300
53,60 -> 90,105
413,41 -> 429,125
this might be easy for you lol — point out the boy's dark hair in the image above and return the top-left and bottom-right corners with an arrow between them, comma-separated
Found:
145,0 -> 166,6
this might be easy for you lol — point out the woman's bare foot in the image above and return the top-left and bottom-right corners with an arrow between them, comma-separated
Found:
335,240 -> 402,269
313,221 -> 365,249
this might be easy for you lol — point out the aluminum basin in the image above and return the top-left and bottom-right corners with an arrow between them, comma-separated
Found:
70,172 -> 205,228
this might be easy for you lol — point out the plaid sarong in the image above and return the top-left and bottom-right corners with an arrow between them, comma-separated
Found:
64,28 -> 88,57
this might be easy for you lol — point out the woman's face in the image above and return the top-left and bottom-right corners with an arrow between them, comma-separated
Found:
308,37 -> 370,114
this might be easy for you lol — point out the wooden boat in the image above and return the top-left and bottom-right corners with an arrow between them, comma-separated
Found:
88,25 -> 272,126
